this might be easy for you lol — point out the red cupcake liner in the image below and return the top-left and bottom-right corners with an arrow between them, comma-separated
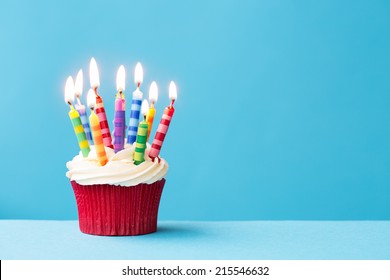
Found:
71,179 -> 165,236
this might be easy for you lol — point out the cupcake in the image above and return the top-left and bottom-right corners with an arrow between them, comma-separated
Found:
66,144 -> 168,236
63,59 -> 177,236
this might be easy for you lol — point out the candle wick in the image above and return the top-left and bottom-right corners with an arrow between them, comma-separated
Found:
67,101 -> 72,106
94,87 -> 99,96
76,97 -> 82,106
169,99 -> 175,108
137,82 -> 141,88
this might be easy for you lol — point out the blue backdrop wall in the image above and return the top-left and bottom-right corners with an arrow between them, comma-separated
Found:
0,0 -> 389,220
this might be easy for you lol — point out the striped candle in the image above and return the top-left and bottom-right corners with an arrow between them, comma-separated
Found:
113,94 -> 126,152
74,69 -> 93,145
95,92 -> 113,149
89,57 -> 113,149
133,100 -> 149,165
127,63 -> 144,144
133,122 -> 148,165
64,76 -> 90,158
75,104 -> 93,145
87,89 -> 108,166
113,65 -> 126,153
69,107 -> 91,157
149,81 -> 177,159
89,110 -> 108,166
148,106 -> 174,159
127,94 -> 142,144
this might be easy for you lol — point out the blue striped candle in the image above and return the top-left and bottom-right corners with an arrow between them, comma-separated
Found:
74,69 -> 93,145
75,104 -> 93,145
127,88 -> 142,144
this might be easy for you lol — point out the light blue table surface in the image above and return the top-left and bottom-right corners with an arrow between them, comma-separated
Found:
0,220 -> 389,260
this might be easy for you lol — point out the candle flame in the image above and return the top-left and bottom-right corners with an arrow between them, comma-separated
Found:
74,69 -> 83,98
149,81 -> 158,103
141,99 -> 149,116
64,76 -> 75,104
89,57 -> 100,88
116,65 -> 126,92
134,62 -> 143,85
87,89 -> 96,109
169,81 -> 177,100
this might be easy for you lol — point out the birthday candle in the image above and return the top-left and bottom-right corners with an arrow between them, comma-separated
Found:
89,57 -> 114,149
64,76 -> 90,157
74,69 -> 93,145
87,89 -> 108,166
133,100 -> 149,165
127,62 -> 143,144
149,81 -> 177,159
113,65 -> 126,153
146,81 -> 158,141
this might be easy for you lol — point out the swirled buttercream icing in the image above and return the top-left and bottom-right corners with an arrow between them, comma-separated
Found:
66,144 -> 168,186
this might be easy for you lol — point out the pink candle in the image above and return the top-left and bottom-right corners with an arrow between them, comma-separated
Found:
149,81 -> 177,159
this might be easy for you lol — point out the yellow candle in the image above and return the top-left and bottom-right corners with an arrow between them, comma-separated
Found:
146,106 -> 155,141
146,81 -> 158,141
87,89 -> 108,166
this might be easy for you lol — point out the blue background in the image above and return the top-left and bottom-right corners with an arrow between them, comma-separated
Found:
0,0 -> 389,220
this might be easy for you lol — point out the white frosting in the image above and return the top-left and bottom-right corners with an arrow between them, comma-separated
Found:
66,144 -> 167,186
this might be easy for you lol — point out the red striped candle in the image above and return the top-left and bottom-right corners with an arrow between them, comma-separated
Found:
148,81 -> 177,159
95,93 -> 113,149
89,57 -> 113,149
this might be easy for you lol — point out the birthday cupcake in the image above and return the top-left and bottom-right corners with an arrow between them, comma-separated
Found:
66,144 -> 168,236
64,58 -> 177,236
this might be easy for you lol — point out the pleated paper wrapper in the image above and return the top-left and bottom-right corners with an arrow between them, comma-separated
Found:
71,178 -> 165,236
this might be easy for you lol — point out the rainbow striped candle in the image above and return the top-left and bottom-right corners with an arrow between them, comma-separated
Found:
89,57 -> 113,149
64,76 -> 90,158
127,62 -> 143,144
149,82 -> 177,159
146,81 -> 158,141
133,100 -> 149,165
87,89 -> 108,166
113,65 -> 126,153
74,69 -> 93,145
